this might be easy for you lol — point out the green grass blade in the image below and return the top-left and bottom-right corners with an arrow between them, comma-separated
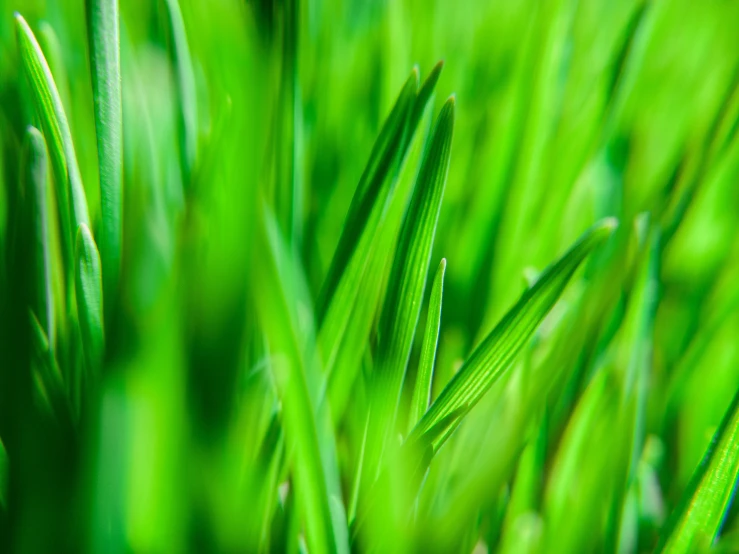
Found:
15,13 -> 90,272
318,66 -> 442,379
22,126 -> 55,353
408,257 -> 446,432
406,218 -> 617,456
316,67 -> 418,321
656,387 -> 739,554
255,207 -> 348,554
369,96 -> 454,455
75,223 -> 105,372
163,0 -> 198,182
86,0 -> 123,302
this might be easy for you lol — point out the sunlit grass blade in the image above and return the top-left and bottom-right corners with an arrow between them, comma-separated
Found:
15,13 -> 90,271
318,66 -> 442,380
86,0 -> 123,303
75,224 -> 104,372
317,67 -> 418,321
22,126 -> 55,353
254,207 -> 348,554
656,386 -> 739,554
364,97 -> 454,479
163,0 -> 198,182
408,257 -> 446,432
406,218 -> 617,458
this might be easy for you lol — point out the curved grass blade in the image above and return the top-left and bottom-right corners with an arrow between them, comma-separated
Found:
656,387 -> 739,554
406,218 -> 617,457
408,257 -> 446,432
22,126 -> 55,353
37,23 -> 72,116
316,67 -> 418,321
318,65 -> 442,380
254,207 -> 348,554
15,14 -> 90,271
367,97 -> 454,472
75,224 -> 105,372
86,0 -> 123,302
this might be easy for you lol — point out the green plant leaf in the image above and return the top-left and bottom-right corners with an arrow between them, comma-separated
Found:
317,67 -> 419,322
656,386 -> 739,554
254,207 -> 349,554
369,96 -> 454,465
15,13 -> 90,272
408,257 -> 446,432
163,0 -> 198,182
22,126 -> 55,353
406,218 -> 617,458
86,0 -> 123,303
75,223 -> 105,372
317,65 -> 442,381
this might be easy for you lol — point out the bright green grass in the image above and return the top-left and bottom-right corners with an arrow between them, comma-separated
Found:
2,0 -> 739,552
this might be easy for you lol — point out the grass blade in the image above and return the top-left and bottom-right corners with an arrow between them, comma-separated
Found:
656,386 -> 739,554
406,218 -> 617,457
163,0 -> 198,182
317,65 -> 442,380
86,0 -> 123,302
317,67 -> 418,321
369,97 -> 454,467
75,223 -> 104,372
15,13 -> 90,272
408,257 -> 446,432
22,126 -> 55,353
255,207 -> 348,554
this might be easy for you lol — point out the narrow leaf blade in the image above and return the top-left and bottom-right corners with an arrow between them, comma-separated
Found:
75,223 -> 105,372
657,387 -> 739,554
409,257 -> 446,432
86,0 -> 123,302
407,218 -> 618,455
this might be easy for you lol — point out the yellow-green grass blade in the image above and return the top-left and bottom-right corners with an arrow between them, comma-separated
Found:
75,223 -> 104,373
406,218 -> 617,459
656,387 -> 739,554
255,207 -> 348,554
15,13 -> 90,273
86,0 -> 123,303
22,126 -> 55,354
408,257 -> 446,433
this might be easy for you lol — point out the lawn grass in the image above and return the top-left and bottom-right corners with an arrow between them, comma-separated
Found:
2,0 -> 739,552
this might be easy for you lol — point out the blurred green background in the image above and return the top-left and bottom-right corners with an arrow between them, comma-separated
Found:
2,0 -> 739,552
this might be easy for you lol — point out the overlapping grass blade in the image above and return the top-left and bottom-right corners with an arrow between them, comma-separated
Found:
22,126 -> 55,353
656,386 -> 739,553
75,224 -> 104,372
163,0 -> 198,182
406,218 -> 617,458
368,96 -> 454,469
86,0 -> 123,302
409,257 -> 446,432
318,65 -> 442,380
254,207 -> 348,554
318,62 -> 443,324
15,14 -> 90,271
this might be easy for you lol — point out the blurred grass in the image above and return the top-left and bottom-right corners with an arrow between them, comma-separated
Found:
2,0 -> 739,552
